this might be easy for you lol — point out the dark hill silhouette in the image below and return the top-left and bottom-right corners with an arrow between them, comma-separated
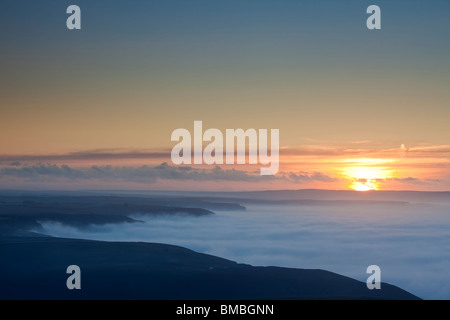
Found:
0,193 -> 422,300
0,236 -> 420,300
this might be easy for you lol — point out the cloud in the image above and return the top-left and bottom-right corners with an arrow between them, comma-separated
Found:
280,144 -> 450,158
0,162 -> 340,185
2,144 -> 449,163
1,144 -> 449,189
383,177 -> 443,185
37,201 -> 450,300
0,163 -> 268,183
288,171 -> 339,183
0,149 -> 171,162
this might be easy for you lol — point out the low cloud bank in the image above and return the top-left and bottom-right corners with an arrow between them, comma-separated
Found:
40,202 -> 450,299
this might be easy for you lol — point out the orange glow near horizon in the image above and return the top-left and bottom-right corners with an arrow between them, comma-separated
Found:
0,145 -> 449,191
343,161 -> 395,191
350,179 -> 379,191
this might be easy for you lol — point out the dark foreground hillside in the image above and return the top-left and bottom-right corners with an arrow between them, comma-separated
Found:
0,236 -> 420,300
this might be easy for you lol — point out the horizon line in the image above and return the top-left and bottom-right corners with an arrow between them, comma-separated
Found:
1,188 -> 450,194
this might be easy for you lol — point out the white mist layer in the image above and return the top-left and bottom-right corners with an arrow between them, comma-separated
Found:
39,203 -> 450,300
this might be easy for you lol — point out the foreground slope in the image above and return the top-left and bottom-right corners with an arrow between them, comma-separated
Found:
0,236 -> 420,300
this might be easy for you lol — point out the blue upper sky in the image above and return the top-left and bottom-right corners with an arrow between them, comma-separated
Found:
0,0 -> 449,191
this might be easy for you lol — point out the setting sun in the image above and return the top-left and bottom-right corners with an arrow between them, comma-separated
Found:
351,179 -> 378,191
342,160 -> 394,191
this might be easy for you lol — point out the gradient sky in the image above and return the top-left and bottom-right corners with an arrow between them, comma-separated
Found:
1,0 -> 449,191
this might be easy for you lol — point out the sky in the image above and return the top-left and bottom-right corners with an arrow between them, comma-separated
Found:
1,0 -> 449,191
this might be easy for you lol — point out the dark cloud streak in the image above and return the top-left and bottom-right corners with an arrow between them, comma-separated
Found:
0,149 -> 171,162
0,163 -> 338,184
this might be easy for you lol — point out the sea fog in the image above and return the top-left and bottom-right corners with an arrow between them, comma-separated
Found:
39,202 -> 450,299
